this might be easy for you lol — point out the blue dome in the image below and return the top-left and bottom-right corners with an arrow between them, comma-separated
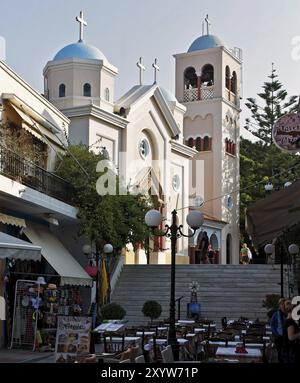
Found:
160,87 -> 177,102
188,34 -> 225,53
54,41 -> 107,61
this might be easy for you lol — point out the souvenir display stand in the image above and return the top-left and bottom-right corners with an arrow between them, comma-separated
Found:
10,277 -> 83,351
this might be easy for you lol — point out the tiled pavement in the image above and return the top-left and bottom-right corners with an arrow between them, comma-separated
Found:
0,349 -> 54,363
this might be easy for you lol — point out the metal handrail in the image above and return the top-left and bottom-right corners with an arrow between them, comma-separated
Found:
0,144 -> 74,203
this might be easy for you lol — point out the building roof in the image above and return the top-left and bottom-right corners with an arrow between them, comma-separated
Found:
188,34 -> 226,53
53,41 -> 107,61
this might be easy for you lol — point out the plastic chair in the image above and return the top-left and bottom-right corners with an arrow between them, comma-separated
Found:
135,355 -> 145,363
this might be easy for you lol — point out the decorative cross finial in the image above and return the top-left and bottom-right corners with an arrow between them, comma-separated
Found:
76,11 -> 87,42
152,58 -> 160,84
137,57 -> 146,85
205,14 -> 211,35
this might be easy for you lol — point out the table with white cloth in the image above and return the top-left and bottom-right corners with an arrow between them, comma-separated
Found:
216,347 -> 262,363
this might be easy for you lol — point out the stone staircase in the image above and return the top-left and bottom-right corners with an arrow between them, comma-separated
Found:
111,264 -> 284,327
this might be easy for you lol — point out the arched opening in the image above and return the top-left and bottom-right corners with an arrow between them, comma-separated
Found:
203,136 -> 210,151
59,84 -> 65,98
201,64 -> 214,86
225,66 -> 231,90
231,71 -> 237,94
187,137 -> 194,148
83,83 -> 91,97
210,234 -> 218,250
226,234 -> 232,264
184,67 -> 198,90
105,88 -> 110,102
195,137 -> 202,151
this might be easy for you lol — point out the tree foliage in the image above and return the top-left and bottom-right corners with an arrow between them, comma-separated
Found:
241,66 -> 300,235
55,144 -> 154,252
244,65 -> 298,145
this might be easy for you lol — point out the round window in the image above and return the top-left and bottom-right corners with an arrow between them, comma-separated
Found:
172,174 -> 180,192
139,139 -> 150,159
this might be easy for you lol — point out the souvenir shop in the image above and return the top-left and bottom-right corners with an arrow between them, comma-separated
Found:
0,218 -> 93,351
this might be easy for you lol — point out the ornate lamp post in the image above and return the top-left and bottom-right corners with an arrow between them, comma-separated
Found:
145,209 -> 204,360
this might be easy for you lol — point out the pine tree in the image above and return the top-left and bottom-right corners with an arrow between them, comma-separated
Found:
245,63 -> 298,144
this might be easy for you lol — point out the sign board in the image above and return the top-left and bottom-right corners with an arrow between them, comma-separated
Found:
55,316 -> 92,363
273,113 -> 300,153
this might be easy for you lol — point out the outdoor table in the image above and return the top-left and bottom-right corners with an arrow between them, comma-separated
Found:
216,347 -> 262,363
203,324 -> 216,328
194,328 -> 206,333
202,341 -> 266,349
176,320 -> 195,325
136,331 -> 155,336
157,327 -> 168,331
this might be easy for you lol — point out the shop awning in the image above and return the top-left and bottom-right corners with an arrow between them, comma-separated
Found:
0,232 -> 41,261
246,179 -> 300,247
24,223 -> 93,287
8,102 -> 62,146
0,213 -> 26,228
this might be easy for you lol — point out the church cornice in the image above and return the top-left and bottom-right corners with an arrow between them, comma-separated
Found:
61,104 -> 128,129
173,46 -> 242,65
170,140 -> 197,158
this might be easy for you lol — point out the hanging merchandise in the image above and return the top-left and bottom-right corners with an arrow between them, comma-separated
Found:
10,280 -> 40,351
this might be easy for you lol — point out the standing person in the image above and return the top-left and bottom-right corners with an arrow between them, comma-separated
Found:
240,243 -> 249,264
282,300 -> 300,363
199,232 -> 209,264
270,298 -> 286,363
207,244 -> 214,264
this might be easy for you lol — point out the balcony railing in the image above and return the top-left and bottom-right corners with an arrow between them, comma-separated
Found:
183,85 -> 215,102
0,145 -> 74,204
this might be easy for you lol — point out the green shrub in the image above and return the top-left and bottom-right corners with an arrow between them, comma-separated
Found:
100,303 -> 126,321
142,300 -> 162,323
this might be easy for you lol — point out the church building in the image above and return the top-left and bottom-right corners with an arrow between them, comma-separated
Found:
43,12 -> 242,265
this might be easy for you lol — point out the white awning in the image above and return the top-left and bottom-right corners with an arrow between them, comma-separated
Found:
8,102 -> 62,147
0,232 -> 41,261
24,223 -> 92,287
0,213 -> 26,228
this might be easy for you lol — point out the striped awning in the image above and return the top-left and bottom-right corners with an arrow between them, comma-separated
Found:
0,213 -> 26,228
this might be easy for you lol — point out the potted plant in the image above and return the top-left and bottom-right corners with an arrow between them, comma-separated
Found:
142,300 -> 162,324
262,294 -> 281,319
99,302 -> 126,321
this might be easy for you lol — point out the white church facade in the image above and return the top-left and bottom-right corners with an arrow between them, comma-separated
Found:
43,12 -> 242,265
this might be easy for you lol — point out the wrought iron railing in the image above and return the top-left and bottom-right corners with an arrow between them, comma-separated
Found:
0,145 -> 74,204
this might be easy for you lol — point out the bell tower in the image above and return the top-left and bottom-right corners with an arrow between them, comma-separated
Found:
174,16 -> 242,264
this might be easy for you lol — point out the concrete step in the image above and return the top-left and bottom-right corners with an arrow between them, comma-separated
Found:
111,264 -> 284,326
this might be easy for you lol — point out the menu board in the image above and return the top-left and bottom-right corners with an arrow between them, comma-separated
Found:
55,316 -> 92,363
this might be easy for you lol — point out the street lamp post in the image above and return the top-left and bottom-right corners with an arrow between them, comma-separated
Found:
288,244 -> 300,295
145,208 -> 204,361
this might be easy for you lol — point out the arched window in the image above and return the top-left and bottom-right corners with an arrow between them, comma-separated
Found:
59,84 -> 66,98
187,137 -> 194,148
225,66 -> 231,90
231,71 -> 237,94
196,137 -> 202,151
184,67 -> 198,90
105,88 -> 110,102
201,64 -> 214,86
83,83 -> 91,97
203,136 -> 210,151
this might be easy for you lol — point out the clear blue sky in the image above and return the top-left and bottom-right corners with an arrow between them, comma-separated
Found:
1,0 -> 300,138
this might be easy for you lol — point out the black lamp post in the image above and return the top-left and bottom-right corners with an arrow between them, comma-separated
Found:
145,208 -> 204,360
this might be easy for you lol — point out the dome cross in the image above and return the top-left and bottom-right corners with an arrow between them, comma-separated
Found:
76,11 -> 87,42
205,14 -> 211,35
